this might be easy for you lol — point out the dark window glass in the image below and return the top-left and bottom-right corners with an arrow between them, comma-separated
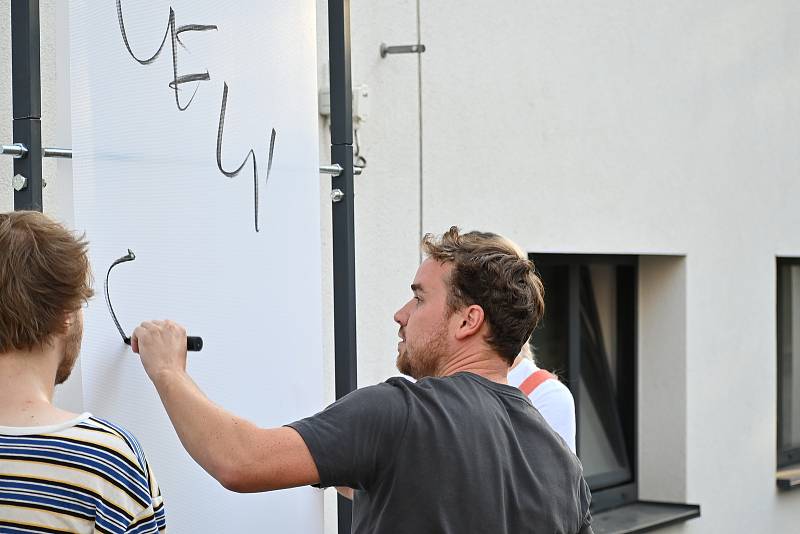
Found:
778,259 -> 800,467
531,256 -> 637,511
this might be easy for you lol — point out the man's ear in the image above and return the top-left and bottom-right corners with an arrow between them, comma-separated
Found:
454,304 -> 485,341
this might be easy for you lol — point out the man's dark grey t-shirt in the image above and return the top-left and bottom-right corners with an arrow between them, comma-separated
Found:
289,372 -> 592,534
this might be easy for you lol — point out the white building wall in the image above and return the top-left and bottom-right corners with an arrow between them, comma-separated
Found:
332,1 -> 800,533
4,1 -> 800,532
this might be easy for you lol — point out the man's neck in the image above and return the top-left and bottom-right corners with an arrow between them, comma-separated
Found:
436,345 -> 510,384
0,347 -> 73,427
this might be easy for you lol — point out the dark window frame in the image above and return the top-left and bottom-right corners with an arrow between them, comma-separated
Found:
777,257 -> 800,468
530,254 -> 638,513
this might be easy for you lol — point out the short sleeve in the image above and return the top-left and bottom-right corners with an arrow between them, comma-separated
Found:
577,476 -> 593,533
127,453 -> 166,532
287,381 -> 409,490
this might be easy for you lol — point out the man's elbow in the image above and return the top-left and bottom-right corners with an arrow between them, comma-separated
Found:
219,477 -> 251,493
215,465 -> 258,493
214,463 -> 284,493
202,444 -> 264,492
208,427 -> 319,492
203,456 -> 250,493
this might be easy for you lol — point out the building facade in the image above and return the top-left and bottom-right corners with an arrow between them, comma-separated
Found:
3,1 -> 800,532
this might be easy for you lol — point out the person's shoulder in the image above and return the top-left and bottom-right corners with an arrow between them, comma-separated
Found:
350,373 -> 525,405
529,375 -> 574,404
508,357 -> 538,387
383,375 -> 417,388
79,416 -> 143,449
353,375 -> 441,399
73,416 -> 151,472
344,376 -> 416,396
324,377 -> 414,416
339,376 -> 461,414
399,373 -> 530,409
395,373 -> 472,395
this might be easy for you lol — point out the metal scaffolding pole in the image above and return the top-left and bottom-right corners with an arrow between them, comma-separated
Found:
11,0 -> 43,211
328,1 -> 357,532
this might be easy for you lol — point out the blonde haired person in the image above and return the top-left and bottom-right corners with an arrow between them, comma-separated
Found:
508,342 -> 576,453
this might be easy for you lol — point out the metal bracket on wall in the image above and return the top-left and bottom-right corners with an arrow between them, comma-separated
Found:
2,145 -> 71,191
42,147 -> 72,158
1,143 -> 28,158
320,163 -> 363,176
2,144 -> 71,159
322,163 -> 362,203
380,42 -> 426,58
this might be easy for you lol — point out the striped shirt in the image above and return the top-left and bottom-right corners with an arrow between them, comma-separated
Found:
0,413 -> 165,533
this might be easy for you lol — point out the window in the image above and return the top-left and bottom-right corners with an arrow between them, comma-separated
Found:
778,258 -> 800,468
530,254 -> 637,512
528,254 -> 700,530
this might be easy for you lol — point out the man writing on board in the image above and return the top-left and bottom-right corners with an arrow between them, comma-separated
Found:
132,227 -> 593,533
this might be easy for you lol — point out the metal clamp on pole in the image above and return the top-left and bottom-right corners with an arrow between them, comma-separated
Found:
320,164 -> 344,176
43,147 -> 72,158
1,143 -> 29,158
380,42 -> 426,58
3,146 -> 73,159
320,164 -> 362,176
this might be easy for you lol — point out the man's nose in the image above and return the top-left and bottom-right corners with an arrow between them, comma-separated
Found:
394,302 -> 409,325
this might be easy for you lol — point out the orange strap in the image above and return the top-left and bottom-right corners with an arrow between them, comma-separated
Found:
519,369 -> 556,397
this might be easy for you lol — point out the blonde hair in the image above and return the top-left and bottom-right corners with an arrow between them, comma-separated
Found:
519,339 -> 534,360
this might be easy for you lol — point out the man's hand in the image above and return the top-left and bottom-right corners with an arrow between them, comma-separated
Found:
131,320 -> 188,383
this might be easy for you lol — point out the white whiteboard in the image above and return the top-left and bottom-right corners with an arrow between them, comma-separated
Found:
69,1 -> 323,532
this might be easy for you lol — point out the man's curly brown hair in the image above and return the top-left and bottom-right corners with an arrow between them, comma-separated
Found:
0,211 -> 94,353
421,227 -> 544,365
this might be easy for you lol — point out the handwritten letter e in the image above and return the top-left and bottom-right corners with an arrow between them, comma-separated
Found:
115,1 -> 277,232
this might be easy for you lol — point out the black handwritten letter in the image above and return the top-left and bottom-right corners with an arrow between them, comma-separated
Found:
216,83 -> 277,232
116,1 -> 216,110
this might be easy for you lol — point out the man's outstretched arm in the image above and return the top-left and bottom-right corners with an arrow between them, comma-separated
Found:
131,320 -> 319,493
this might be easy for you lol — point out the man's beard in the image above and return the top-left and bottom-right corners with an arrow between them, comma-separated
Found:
55,318 -> 83,385
396,323 -> 450,380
